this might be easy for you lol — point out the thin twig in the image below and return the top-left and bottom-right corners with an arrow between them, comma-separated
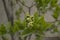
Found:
29,3 -> 36,8
47,20 -> 60,23
18,0 -> 36,15
19,0 -> 29,8
28,7 -> 31,14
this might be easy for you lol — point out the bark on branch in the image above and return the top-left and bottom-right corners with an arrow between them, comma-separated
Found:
2,0 -> 11,21
2,0 -> 14,40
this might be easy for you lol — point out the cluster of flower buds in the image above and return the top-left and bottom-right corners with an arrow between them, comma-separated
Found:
25,13 -> 34,27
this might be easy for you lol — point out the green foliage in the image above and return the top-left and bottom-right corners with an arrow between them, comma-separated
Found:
53,6 -> 60,20
35,0 -> 51,12
35,0 -> 50,8
21,28 -> 33,37
51,25 -> 58,33
10,18 -> 25,34
20,12 -> 53,40
1,0 -> 60,40
0,24 -> 6,35
16,7 -> 22,19
53,12 -> 59,20
50,0 -> 57,7
0,12 -> 59,40
33,12 -> 39,23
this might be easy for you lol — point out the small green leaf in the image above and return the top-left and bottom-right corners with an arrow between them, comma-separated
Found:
15,7 -> 22,19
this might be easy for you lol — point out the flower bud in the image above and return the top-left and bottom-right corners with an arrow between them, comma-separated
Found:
28,22 -> 33,27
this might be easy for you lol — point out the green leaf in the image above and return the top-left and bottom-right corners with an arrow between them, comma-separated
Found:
10,20 -> 25,34
52,6 -> 60,20
45,0 -> 50,4
0,24 -> 6,35
35,0 -> 42,8
21,28 -> 33,37
14,20 -> 24,30
51,0 -> 57,7
53,12 -> 59,20
34,12 -> 39,23
10,24 -> 20,34
36,16 -> 52,32
35,0 -> 51,11
56,6 -> 60,14
15,7 -> 22,19
13,25 -> 20,34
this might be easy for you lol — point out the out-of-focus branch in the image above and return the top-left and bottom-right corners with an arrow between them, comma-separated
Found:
46,19 -> 60,31
2,0 -> 14,24
2,0 -> 11,21
19,0 -> 29,8
29,3 -> 36,8
18,0 -> 35,14
47,20 -> 60,23
18,3 -> 26,14
2,0 -> 14,40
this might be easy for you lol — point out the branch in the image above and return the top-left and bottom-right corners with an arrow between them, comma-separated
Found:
2,0 -> 14,40
18,3 -> 26,14
19,0 -> 29,8
29,3 -> 36,8
19,0 -> 35,8
18,0 -> 36,14
2,0 -> 11,21
47,20 -> 60,23
46,20 -> 60,31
